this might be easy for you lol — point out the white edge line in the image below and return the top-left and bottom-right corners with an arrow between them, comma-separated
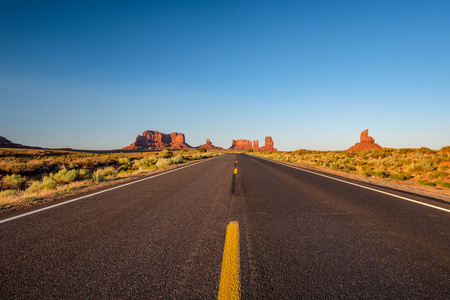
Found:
253,155 -> 450,213
0,156 -> 223,224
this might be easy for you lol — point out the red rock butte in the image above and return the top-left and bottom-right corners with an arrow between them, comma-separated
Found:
123,130 -> 192,150
198,138 -> 223,150
347,129 -> 382,151
230,136 -> 277,151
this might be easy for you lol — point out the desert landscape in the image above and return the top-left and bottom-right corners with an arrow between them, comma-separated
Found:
1,129 -> 449,213
1,2 -> 449,298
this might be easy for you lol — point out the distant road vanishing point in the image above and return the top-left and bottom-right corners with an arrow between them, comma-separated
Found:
1,154 -> 449,298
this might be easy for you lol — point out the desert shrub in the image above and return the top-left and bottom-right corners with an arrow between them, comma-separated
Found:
381,157 -> 395,167
80,158 -> 96,168
97,156 -> 118,166
403,158 -> 412,165
160,149 -> 173,158
96,167 -> 117,177
118,157 -> 131,165
156,158 -> 172,168
192,153 -> 207,160
375,171 -> 388,178
389,174 -> 404,181
428,170 -> 448,180
343,166 -> 356,172
23,161 -> 46,174
398,148 -> 414,154
92,173 -> 105,183
401,172 -> 412,180
394,161 -> 404,168
369,150 -> 386,159
433,156 -> 445,165
292,149 -> 312,156
418,179 -> 436,187
119,164 -> 129,171
355,160 -> 366,166
198,147 -> 207,153
441,146 -> 450,153
364,169 -> 375,177
0,161 -> 45,175
3,174 -> 27,189
52,168 -> 80,183
27,177 -> 57,193
0,189 -> 17,197
134,158 -> 157,170
149,157 -> 158,164
438,181 -> 450,188
440,165 -> 449,171
91,167 -> 116,183
119,169 -> 135,175
170,155 -> 184,165
408,162 -> 433,174
78,169 -> 91,180
419,147 -> 435,154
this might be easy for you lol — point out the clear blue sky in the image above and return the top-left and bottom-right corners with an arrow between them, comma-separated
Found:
1,0 -> 449,150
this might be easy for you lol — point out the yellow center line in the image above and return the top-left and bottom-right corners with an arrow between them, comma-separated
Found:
234,168 -> 237,174
218,221 -> 240,300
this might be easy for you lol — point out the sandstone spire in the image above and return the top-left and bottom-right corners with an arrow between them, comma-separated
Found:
347,129 -> 382,151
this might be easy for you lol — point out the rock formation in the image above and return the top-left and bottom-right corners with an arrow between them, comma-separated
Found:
230,136 -> 277,151
253,140 -> 259,150
123,130 -> 192,150
198,138 -> 223,150
231,139 -> 253,150
259,136 -> 277,151
347,129 -> 382,151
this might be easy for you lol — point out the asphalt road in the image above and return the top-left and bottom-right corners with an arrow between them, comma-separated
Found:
1,154 -> 449,299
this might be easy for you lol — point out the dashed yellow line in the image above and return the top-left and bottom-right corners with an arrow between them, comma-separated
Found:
234,168 -> 237,174
218,221 -> 240,300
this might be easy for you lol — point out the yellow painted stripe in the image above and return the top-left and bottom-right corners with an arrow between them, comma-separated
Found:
234,168 -> 237,174
218,221 -> 240,300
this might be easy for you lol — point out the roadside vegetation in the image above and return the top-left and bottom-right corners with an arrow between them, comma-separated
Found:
247,146 -> 450,192
0,148 -> 223,211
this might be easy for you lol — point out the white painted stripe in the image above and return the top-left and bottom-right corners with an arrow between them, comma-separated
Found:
0,156 -> 223,224
254,156 -> 450,213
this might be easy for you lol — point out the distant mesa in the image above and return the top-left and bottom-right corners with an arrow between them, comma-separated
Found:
0,136 -> 37,149
198,138 -> 223,150
231,139 -> 253,150
123,130 -> 192,150
230,136 -> 277,151
347,129 -> 382,151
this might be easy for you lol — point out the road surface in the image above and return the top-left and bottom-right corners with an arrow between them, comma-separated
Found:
1,154 -> 449,298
